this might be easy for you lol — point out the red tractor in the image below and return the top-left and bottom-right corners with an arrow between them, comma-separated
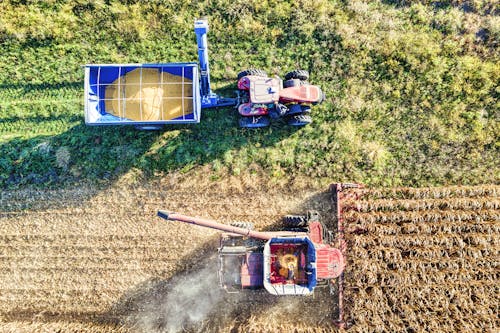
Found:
157,183 -> 361,327
236,69 -> 325,128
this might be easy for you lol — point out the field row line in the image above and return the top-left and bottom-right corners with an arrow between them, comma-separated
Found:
350,197 -> 500,212
353,185 -> 500,200
345,209 -> 499,224
346,220 -> 500,235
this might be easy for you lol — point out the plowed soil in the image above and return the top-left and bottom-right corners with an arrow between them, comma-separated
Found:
0,182 -> 498,332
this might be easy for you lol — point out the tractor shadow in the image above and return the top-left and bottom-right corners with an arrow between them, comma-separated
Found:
101,190 -> 342,332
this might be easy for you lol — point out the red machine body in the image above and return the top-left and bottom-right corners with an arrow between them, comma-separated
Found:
235,69 -> 325,128
157,183 -> 360,299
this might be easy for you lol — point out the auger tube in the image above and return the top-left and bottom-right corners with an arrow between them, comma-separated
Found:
158,210 -> 276,240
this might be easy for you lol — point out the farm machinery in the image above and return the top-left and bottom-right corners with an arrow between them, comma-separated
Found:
84,18 -> 324,129
236,69 -> 325,128
157,183 -> 361,327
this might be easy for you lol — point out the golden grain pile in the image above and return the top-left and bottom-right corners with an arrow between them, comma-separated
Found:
0,183 -> 498,332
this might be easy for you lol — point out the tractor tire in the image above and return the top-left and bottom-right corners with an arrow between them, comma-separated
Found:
237,69 -> 268,80
230,222 -> 255,230
284,69 -> 309,81
287,114 -> 312,126
283,215 -> 309,228
283,79 -> 301,88
301,105 -> 312,114
287,104 -> 303,116
239,116 -> 270,128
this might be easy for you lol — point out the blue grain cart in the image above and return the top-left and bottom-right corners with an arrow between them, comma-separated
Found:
84,18 -> 235,129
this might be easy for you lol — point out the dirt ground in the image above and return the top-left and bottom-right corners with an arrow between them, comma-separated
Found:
0,178 -> 498,332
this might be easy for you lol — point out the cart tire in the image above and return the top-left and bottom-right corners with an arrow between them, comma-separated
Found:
134,125 -> 164,131
284,69 -> 309,81
237,69 -> 268,80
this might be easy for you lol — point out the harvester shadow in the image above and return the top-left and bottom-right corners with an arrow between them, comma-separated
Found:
104,237 -> 282,332
103,190 -> 343,332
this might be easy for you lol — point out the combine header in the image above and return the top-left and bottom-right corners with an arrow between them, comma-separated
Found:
157,183 -> 361,326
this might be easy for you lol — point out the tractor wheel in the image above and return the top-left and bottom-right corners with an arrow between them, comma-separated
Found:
239,116 -> 270,128
283,79 -> 301,88
301,105 -> 312,114
287,114 -> 312,126
284,69 -> 309,81
230,222 -> 254,230
237,69 -> 268,80
287,104 -> 303,116
283,215 -> 309,228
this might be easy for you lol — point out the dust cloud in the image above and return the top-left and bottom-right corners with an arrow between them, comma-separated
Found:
125,261 -> 228,333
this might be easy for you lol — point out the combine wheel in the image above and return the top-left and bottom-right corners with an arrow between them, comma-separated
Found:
284,69 -> 309,81
283,215 -> 308,228
237,69 -> 268,80
287,114 -> 312,126
230,222 -> 254,230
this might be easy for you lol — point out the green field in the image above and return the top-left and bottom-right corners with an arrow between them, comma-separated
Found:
1,0 -> 498,189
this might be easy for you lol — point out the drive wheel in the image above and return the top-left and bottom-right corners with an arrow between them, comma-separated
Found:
237,69 -> 268,80
287,114 -> 312,126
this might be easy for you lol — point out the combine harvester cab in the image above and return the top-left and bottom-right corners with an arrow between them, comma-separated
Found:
263,236 -> 318,295
84,18 -> 235,129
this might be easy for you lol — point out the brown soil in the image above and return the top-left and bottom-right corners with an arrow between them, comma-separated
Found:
0,181 -> 498,332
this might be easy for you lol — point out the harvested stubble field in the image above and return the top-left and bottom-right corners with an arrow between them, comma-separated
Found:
0,182 -> 498,332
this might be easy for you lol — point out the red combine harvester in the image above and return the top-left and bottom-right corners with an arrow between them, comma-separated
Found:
236,69 -> 325,128
157,183 -> 361,326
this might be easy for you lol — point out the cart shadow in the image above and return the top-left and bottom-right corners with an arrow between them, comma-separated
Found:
1,81 -> 299,191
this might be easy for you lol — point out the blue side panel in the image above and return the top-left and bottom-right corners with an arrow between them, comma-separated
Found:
84,63 -> 200,126
267,237 -> 317,292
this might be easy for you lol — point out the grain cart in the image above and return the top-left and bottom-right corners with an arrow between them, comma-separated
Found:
236,69 -> 325,128
84,18 -> 236,130
157,183 -> 361,326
